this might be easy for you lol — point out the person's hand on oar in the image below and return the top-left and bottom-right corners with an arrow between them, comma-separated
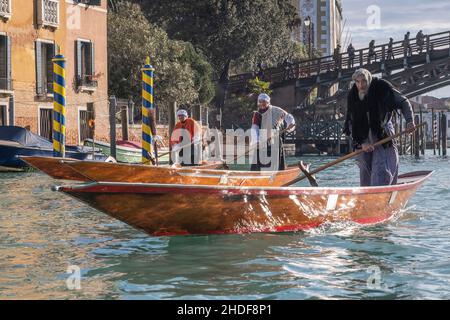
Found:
406,122 -> 415,134
361,142 -> 374,153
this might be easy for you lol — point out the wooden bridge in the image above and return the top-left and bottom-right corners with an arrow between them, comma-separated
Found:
226,30 -> 450,155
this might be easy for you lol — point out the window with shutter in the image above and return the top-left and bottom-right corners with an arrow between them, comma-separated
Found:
0,35 -> 7,91
76,40 -> 97,90
0,105 -> 6,125
36,41 -> 55,96
45,43 -> 54,94
6,35 -> 11,91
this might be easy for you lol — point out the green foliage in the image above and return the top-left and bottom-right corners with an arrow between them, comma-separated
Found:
136,0 -> 304,77
181,43 -> 215,104
221,94 -> 256,130
248,77 -> 272,95
108,1 -> 215,107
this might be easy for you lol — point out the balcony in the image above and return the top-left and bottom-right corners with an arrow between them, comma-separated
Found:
36,82 -> 54,99
37,0 -> 59,29
0,0 -> 11,20
76,74 -> 98,92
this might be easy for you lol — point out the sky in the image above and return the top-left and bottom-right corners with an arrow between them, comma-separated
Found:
341,0 -> 450,98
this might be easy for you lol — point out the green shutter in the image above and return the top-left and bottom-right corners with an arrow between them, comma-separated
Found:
90,42 -> 95,76
6,36 -> 11,91
76,40 -> 82,79
35,41 -> 43,95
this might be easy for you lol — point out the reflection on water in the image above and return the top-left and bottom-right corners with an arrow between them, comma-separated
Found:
0,152 -> 449,299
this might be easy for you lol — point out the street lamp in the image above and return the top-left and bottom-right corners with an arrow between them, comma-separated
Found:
303,16 -> 312,59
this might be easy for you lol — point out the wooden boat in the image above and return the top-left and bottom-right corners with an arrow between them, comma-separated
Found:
53,171 -> 432,237
83,138 -> 170,164
21,156 -> 302,186
0,126 -> 107,169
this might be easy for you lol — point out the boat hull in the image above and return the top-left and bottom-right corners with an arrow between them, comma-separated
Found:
21,156 -> 301,186
0,145 -> 106,169
55,171 -> 432,237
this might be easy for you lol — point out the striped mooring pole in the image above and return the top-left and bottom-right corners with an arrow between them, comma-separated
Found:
52,54 -> 66,157
141,56 -> 155,164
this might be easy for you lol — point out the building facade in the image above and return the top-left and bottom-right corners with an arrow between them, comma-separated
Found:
0,0 -> 108,145
411,95 -> 450,141
298,0 -> 343,57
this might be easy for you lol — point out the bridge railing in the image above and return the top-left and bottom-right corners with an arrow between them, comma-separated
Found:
228,30 -> 450,91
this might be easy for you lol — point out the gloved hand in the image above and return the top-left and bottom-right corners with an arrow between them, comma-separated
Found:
286,123 -> 295,133
172,143 -> 182,152
406,122 -> 415,133
361,142 -> 374,153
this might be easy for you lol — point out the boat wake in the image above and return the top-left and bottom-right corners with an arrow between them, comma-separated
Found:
303,205 -> 417,236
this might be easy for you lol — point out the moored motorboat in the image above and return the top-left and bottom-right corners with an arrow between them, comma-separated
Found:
53,171 -> 433,237
21,156 -> 302,186
83,138 -> 171,164
0,126 -> 107,169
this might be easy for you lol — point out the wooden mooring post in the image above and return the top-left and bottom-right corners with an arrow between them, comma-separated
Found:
121,104 -> 129,141
414,115 -> 420,159
438,112 -> 442,156
419,108 -> 425,155
441,112 -> 447,156
432,109 -> 436,155
168,101 -> 177,164
109,96 -> 117,159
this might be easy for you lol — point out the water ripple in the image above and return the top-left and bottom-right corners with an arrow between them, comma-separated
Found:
0,152 -> 449,299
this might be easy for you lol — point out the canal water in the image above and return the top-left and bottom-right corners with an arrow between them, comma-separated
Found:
0,151 -> 449,299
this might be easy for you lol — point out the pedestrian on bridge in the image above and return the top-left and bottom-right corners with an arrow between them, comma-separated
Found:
416,30 -> 425,53
386,37 -> 395,60
343,68 -> 415,187
347,43 -> 355,68
403,31 -> 412,57
368,40 -> 377,63
250,93 -> 296,171
333,44 -> 342,70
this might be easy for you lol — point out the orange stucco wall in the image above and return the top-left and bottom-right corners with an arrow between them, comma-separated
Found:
0,0 -> 108,145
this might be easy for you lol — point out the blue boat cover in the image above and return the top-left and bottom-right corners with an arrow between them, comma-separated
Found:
0,126 -> 53,148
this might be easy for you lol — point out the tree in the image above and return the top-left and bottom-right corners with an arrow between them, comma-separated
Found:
108,1 -> 215,109
134,0 -> 303,107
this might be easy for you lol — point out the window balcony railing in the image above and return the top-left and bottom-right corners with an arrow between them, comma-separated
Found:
0,0 -> 11,19
76,74 -> 98,91
37,0 -> 59,28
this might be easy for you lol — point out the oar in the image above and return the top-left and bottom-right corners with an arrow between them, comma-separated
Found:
282,122 -> 425,187
223,127 -> 292,169
154,141 -> 159,166
298,161 -> 318,187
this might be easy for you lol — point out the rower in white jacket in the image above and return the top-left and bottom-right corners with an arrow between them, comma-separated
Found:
250,93 -> 295,171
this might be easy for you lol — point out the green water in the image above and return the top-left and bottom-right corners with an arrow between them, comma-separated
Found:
0,151 -> 449,299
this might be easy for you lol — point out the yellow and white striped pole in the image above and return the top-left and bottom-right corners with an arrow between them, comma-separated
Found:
52,54 -> 66,157
141,57 -> 155,164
